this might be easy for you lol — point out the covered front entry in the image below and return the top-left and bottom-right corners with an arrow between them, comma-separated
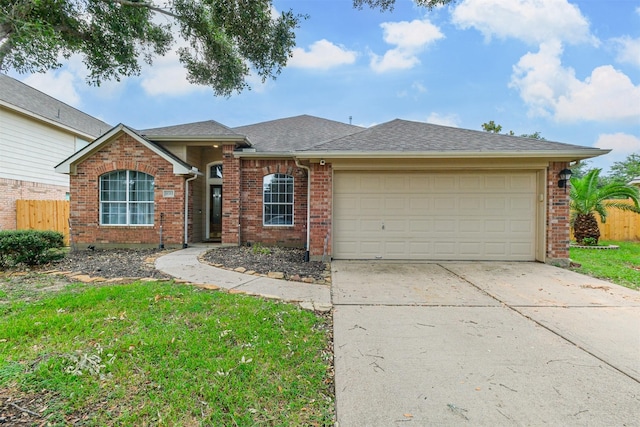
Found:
333,170 -> 538,260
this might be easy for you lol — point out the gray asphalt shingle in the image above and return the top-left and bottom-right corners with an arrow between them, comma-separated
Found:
302,119 -> 600,153
139,120 -> 242,137
233,115 -> 365,152
0,73 -> 110,138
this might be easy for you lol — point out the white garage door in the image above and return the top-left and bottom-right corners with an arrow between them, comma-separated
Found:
333,171 -> 537,260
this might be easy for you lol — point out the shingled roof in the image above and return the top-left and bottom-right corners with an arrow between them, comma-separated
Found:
233,115 -> 364,152
302,119 -> 601,153
139,120 -> 242,139
0,73 -> 110,138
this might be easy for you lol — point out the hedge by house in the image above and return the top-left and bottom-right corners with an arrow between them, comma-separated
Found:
0,230 -> 65,268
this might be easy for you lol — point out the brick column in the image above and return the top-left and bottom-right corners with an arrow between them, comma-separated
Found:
546,161 -> 571,266
308,163 -> 332,259
222,145 -> 241,245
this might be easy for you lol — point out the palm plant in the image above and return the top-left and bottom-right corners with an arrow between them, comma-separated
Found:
570,169 -> 640,244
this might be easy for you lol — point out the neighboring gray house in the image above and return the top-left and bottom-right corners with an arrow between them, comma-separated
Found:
0,74 -> 110,230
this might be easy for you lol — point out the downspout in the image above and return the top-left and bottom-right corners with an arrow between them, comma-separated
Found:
295,158 -> 311,262
184,170 -> 198,248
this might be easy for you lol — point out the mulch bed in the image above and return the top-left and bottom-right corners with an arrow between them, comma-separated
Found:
201,246 -> 330,282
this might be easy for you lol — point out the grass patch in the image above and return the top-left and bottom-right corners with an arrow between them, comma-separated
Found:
0,281 -> 333,425
570,241 -> 640,290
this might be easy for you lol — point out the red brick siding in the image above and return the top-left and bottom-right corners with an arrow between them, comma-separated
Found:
546,162 -> 571,264
70,133 -> 186,247
0,178 -> 68,230
236,159 -> 307,247
222,145 -> 241,244
308,163 -> 332,257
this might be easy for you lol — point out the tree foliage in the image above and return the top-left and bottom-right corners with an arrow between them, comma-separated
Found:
481,120 -> 502,133
354,0 -> 453,10
0,0 -> 456,96
570,160 -> 591,180
0,0 -> 302,96
569,168 -> 640,244
606,153 -> 640,184
481,121 -> 545,139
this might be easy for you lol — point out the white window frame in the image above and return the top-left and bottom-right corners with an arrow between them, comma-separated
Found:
263,173 -> 294,226
99,170 -> 155,226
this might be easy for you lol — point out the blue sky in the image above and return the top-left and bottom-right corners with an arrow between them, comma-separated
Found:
10,0 -> 640,175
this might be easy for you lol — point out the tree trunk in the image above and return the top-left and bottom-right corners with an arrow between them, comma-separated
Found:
573,213 -> 601,245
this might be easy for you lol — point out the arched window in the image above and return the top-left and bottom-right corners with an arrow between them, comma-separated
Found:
263,173 -> 293,226
100,170 -> 154,225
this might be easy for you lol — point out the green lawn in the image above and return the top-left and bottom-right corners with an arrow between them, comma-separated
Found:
569,241 -> 640,291
0,280 -> 333,426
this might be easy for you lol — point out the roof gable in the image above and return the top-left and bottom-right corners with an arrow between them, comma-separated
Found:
0,74 -> 110,138
55,124 -> 197,175
139,120 -> 243,139
233,114 -> 364,152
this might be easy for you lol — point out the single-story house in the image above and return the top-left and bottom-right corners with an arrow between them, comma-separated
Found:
55,115 -> 608,265
629,177 -> 640,188
0,74 -> 110,230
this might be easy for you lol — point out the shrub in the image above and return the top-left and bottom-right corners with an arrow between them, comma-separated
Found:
0,230 -> 65,268
251,242 -> 271,255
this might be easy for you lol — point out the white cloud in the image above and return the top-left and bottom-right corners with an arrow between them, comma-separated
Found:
612,36 -> 640,68
139,46 -> 209,97
510,41 -> 640,122
23,70 -> 81,107
555,65 -> 640,122
397,81 -> 428,98
427,112 -> 461,127
593,133 -> 640,173
288,39 -> 357,70
452,0 -> 598,46
370,18 -> 444,73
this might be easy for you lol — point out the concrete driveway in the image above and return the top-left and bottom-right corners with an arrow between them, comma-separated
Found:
332,261 -> 640,426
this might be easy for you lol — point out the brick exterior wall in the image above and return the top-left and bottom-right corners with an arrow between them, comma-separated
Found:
308,163 -> 332,258
70,133 -> 187,248
222,145 -> 241,245
546,161 -> 571,266
0,178 -> 69,231
233,159 -> 307,247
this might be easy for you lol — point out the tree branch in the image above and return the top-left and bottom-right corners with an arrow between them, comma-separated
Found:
108,0 -> 179,19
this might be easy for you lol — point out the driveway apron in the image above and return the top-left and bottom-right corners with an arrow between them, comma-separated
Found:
332,261 -> 640,426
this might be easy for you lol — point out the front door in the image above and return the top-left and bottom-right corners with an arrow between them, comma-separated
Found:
209,185 -> 222,241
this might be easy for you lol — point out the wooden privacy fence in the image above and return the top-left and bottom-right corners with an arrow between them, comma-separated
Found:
571,200 -> 640,242
16,200 -> 70,245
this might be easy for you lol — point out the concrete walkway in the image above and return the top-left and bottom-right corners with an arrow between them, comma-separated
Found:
154,244 -> 331,311
332,261 -> 640,426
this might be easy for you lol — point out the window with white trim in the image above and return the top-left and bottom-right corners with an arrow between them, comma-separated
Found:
263,173 -> 293,226
100,170 -> 155,225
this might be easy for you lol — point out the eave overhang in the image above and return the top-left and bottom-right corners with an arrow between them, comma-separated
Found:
234,148 -> 610,162
145,135 -> 250,147
294,149 -> 610,161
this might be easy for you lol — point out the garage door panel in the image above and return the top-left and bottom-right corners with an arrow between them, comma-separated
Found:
483,242 -> 507,255
409,197 -> 431,210
333,171 -> 537,260
409,219 -> 433,233
434,197 -> 456,210
408,176 -> 432,192
485,175 -> 508,190
459,176 -> 482,190
360,219 -> 383,232
433,241 -> 456,256
511,220 -> 533,233
433,176 -> 457,190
